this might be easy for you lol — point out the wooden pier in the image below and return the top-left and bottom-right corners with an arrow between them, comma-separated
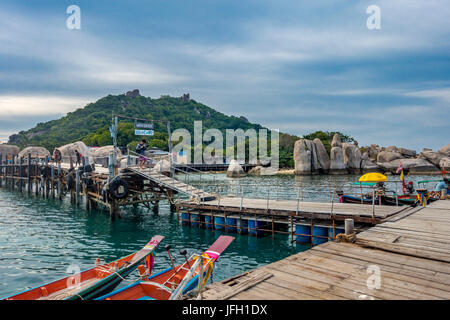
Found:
176,195 -> 411,243
0,153 -> 200,219
194,200 -> 450,300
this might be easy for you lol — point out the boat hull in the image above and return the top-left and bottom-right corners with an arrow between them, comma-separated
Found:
3,235 -> 164,300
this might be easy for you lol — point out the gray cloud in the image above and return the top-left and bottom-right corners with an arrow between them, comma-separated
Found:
0,1 -> 449,151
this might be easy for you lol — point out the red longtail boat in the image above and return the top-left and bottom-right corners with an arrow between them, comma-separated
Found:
3,235 -> 164,300
96,235 -> 234,300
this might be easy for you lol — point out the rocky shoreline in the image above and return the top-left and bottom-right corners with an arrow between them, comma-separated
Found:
292,133 -> 449,176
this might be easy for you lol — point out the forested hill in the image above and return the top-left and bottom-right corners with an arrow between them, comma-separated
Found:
8,90 -> 354,168
8,90 -> 265,151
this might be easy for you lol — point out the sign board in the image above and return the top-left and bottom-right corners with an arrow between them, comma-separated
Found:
135,122 -> 153,129
135,129 -> 154,136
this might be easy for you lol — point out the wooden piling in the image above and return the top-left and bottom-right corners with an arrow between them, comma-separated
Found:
11,155 -> 15,191
75,169 -> 80,206
0,154 -> 3,188
27,154 -> 31,193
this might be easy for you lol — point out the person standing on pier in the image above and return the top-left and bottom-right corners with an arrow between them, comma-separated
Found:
136,139 -> 148,170
53,148 -> 62,165
75,150 -> 82,167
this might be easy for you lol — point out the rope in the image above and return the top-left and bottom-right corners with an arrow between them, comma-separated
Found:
335,232 -> 357,243
48,288 -> 86,300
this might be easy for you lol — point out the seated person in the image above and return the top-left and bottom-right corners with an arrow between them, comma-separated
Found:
405,181 -> 415,194
435,178 -> 450,193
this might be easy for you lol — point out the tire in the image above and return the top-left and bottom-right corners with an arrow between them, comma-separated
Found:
109,178 -> 129,199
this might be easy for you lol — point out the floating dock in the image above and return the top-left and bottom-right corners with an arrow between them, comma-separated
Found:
176,196 -> 412,244
194,200 -> 450,300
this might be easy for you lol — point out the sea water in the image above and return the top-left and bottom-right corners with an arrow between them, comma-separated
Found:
0,173 -> 439,297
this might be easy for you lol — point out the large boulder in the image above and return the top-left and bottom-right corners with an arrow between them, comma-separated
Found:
313,138 -> 330,173
420,150 -> 445,167
331,133 -> 342,148
361,151 -> 369,160
226,159 -> 246,178
385,146 -> 398,153
440,157 -> 450,171
0,144 -> 19,158
329,147 -> 347,174
248,165 -> 278,175
293,139 -> 319,175
378,158 -> 439,174
361,159 -> 382,173
368,144 -> 381,160
342,143 -> 362,174
248,166 -> 263,175
376,151 -> 403,163
18,146 -> 50,159
58,141 -> 91,163
438,144 -> 450,157
91,146 -> 123,167
398,147 -> 416,158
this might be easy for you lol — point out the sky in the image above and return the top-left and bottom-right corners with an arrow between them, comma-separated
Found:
0,0 -> 449,151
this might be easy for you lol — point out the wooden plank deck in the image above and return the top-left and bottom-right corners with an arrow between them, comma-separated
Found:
180,197 -> 408,222
196,200 -> 450,300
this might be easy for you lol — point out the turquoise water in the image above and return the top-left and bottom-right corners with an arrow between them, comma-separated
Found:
0,173 -> 440,298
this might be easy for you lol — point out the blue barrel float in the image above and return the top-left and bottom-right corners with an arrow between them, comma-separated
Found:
205,216 -> 213,229
181,212 -> 190,225
248,220 -> 264,236
328,226 -> 345,240
312,225 -> 329,245
191,213 -> 201,227
225,217 -> 237,232
238,219 -> 248,234
295,224 -> 311,243
214,216 -> 225,230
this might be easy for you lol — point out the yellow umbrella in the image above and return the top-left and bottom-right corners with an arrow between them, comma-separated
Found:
359,172 -> 387,182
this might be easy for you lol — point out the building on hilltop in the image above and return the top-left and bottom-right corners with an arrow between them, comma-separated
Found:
181,93 -> 190,103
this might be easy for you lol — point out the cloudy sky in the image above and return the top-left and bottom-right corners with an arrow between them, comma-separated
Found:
0,0 -> 449,151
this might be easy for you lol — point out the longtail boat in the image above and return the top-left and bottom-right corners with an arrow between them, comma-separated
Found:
338,193 -> 419,206
3,235 -> 164,300
96,235 -> 234,300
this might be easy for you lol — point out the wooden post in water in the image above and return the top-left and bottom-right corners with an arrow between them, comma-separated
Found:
35,159 -> 39,196
110,200 -> 119,220
75,169 -> 80,206
27,153 -> 31,194
6,155 -> 10,188
11,155 -> 15,191
0,154 -> 3,188
57,163 -> 62,199
19,157 -> 23,192
51,165 -> 55,198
